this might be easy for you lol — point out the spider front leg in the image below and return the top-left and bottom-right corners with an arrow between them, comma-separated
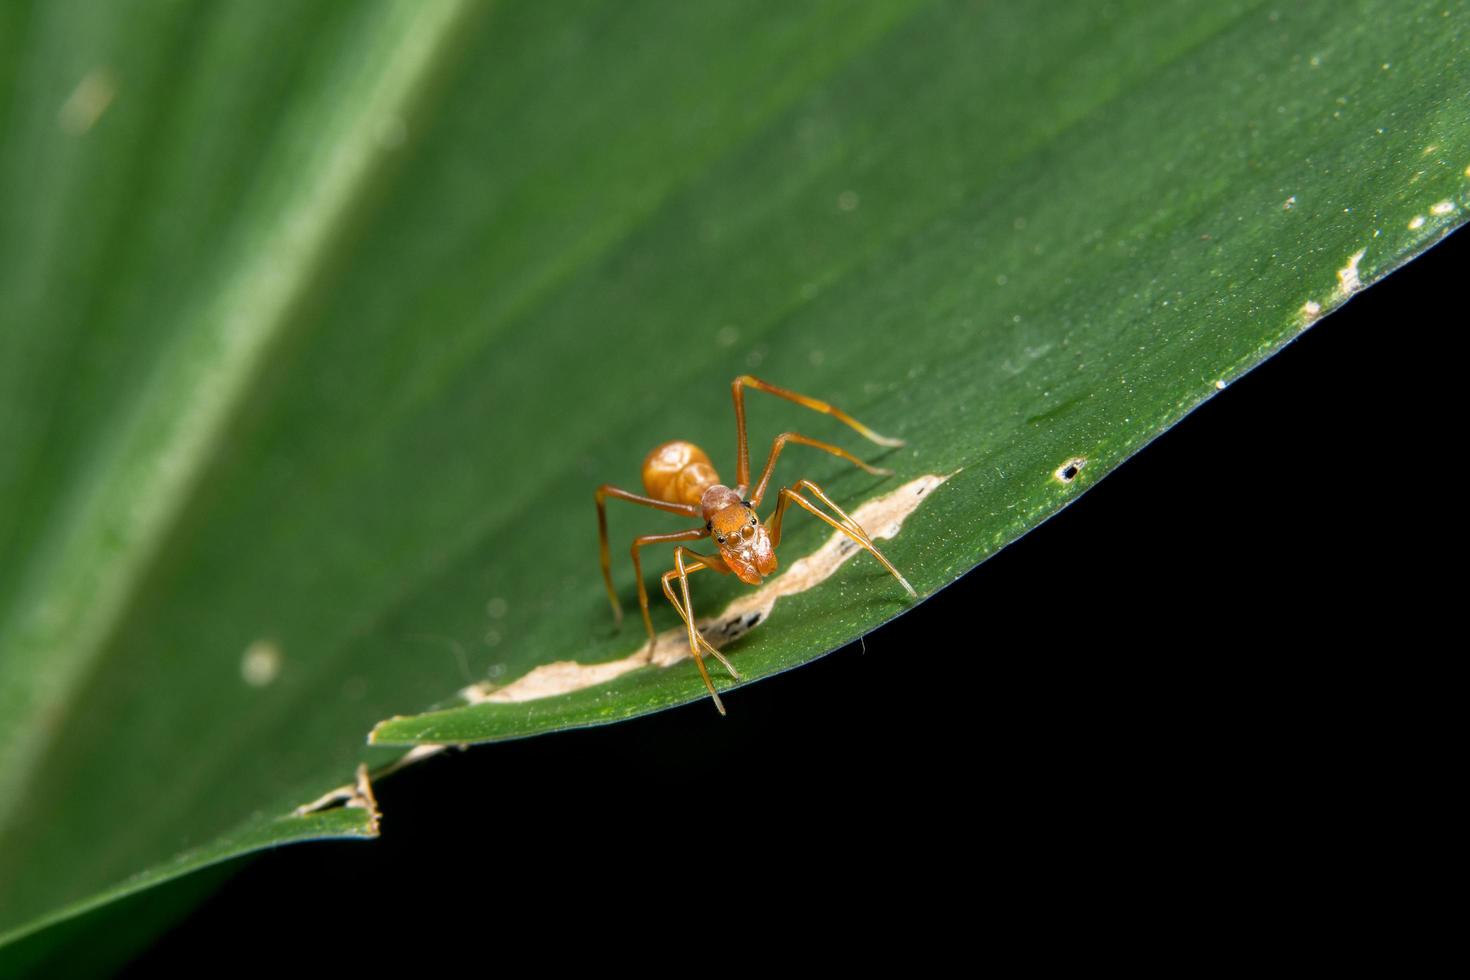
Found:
747,430 -> 893,506
768,479 -> 916,598
659,547 -> 740,714
731,375 -> 904,489
658,563 -> 740,680
595,482 -> 700,632
630,528 -> 709,653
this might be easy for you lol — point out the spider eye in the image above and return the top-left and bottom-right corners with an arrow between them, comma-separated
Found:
717,535 -> 726,544
750,515 -> 757,525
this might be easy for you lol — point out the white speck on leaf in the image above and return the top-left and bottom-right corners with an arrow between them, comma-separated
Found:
1335,249 -> 1365,297
241,639 -> 282,687
58,69 -> 116,134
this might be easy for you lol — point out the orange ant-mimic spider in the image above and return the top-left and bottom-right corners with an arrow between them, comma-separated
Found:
596,375 -> 916,714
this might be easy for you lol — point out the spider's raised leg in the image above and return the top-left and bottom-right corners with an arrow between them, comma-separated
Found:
595,484 -> 700,628
748,431 -> 891,507
731,375 -> 903,489
768,479 -> 916,598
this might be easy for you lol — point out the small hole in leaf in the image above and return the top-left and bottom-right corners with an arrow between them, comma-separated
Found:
1054,456 -> 1086,485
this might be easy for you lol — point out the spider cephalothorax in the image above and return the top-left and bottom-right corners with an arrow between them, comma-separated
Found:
701,485 -> 775,586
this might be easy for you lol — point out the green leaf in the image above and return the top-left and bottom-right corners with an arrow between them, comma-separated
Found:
1,0 -> 1466,944
0,805 -> 376,952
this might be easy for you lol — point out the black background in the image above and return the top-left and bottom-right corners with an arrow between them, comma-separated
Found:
111,224 -> 1457,967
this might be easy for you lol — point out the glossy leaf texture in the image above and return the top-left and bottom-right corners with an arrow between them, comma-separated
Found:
1,0 -> 1467,949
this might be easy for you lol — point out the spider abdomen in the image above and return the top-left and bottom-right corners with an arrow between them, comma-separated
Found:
642,440 -> 720,506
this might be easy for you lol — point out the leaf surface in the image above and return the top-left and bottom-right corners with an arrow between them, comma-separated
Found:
1,0 -> 1466,943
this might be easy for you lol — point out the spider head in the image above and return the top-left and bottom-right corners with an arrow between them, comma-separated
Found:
701,485 -> 777,586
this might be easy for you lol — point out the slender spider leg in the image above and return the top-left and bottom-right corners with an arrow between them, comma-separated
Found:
631,527 -> 710,647
782,478 -> 878,548
658,557 -> 740,679
768,479 -> 916,598
659,546 -> 738,714
748,431 -> 893,508
595,484 -> 700,624
731,375 -> 904,489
